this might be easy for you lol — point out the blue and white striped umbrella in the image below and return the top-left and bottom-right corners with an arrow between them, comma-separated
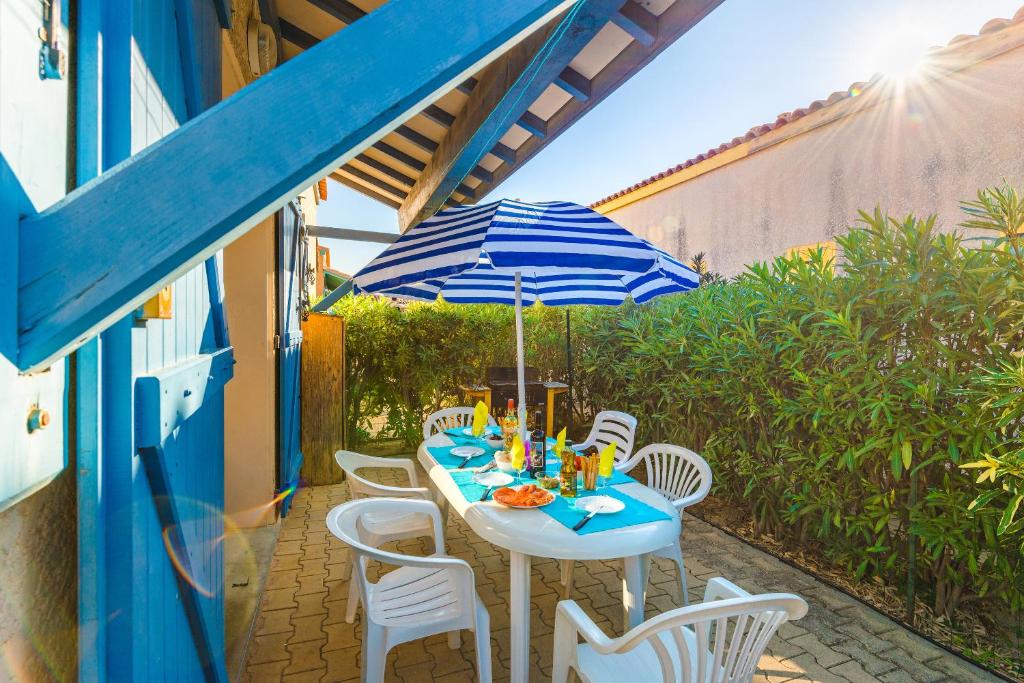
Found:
351,198 -> 700,436
353,199 -> 700,303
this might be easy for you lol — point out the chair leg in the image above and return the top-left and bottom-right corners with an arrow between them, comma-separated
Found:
552,614 -> 575,683
361,622 -> 387,683
669,541 -> 688,606
474,603 -> 493,683
447,630 -> 461,649
560,559 -> 574,599
345,561 -> 360,624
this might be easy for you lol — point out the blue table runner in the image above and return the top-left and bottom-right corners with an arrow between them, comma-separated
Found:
430,434 -> 671,534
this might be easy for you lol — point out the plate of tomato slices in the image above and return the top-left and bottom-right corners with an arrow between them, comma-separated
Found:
492,484 -> 555,508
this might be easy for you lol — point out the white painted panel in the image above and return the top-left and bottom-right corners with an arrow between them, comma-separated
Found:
0,0 -> 69,510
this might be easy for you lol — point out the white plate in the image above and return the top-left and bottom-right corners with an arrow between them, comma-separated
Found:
461,427 -> 481,436
493,484 -> 556,509
451,446 -> 484,458
472,471 -> 513,487
575,496 -> 625,514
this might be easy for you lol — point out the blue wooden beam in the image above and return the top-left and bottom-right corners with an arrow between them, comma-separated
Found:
517,110 -> 548,138
611,1 -> 658,47
398,0 -> 628,229
16,0 -> 575,372
175,0 -> 231,350
554,66 -> 591,100
489,142 -> 517,165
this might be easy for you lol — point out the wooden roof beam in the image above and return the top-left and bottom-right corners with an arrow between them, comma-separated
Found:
612,0 -> 658,47
306,0 -> 366,25
471,0 -> 724,203
517,110 -> 547,138
398,0 -> 629,230
554,66 -> 591,100
280,18 -> 317,50
371,141 -> 477,198
331,173 -> 402,209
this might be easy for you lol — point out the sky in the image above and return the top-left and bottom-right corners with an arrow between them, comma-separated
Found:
317,0 -> 1022,275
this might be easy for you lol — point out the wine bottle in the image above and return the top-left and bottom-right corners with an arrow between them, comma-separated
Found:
529,410 -> 546,478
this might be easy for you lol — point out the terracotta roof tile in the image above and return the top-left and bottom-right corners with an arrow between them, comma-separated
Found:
591,6 -> 1024,208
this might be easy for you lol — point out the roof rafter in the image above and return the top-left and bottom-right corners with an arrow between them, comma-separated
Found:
398,0 -> 629,230
611,1 -> 658,47
470,0 -> 724,205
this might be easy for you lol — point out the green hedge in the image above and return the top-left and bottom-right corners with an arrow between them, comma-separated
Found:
331,186 -> 1024,646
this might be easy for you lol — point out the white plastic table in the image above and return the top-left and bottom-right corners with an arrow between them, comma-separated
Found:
418,432 -> 681,683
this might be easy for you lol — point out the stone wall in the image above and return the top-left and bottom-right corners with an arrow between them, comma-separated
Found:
0,468 -> 77,682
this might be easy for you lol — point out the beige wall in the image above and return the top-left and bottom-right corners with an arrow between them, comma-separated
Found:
223,217 -> 279,527
603,43 -> 1024,277
221,33 -> 321,527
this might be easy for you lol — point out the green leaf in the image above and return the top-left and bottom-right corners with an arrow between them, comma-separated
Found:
901,441 -> 912,470
997,494 -> 1023,534
968,489 -> 1002,511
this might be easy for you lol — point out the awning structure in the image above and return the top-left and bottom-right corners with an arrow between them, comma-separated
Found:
269,0 -> 721,229
15,0 -> 722,373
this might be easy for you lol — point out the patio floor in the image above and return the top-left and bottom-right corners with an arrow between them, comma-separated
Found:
240,466 -> 999,682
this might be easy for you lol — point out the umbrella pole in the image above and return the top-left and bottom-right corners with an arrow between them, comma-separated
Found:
514,271 -> 527,443
566,308 -> 573,434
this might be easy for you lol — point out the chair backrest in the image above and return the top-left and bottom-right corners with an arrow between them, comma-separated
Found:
584,411 -> 637,465
423,406 -> 496,440
612,591 -> 807,683
634,444 -> 712,510
326,499 -> 474,619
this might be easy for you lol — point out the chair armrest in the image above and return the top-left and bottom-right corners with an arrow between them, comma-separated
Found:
554,600 -> 616,654
672,491 -> 708,511
614,451 -> 644,473
349,453 -> 420,487
703,576 -> 751,603
350,473 -> 432,501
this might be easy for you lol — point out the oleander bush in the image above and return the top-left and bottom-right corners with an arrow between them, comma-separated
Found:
330,185 -> 1024,655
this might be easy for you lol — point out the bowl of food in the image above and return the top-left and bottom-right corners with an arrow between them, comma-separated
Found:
484,435 -> 504,450
494,450 -> 516,473
536,475 -> 560,490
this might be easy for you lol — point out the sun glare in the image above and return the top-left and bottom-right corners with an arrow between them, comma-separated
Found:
860,22 -> 935,81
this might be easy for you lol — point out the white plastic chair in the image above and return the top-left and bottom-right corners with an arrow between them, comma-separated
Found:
552,577 -> 807,683
423,406 -> 497,440
335,450 -> 437,623
577,411 -> 638,471
631,444 -> 712,605
327,498 -> 492,683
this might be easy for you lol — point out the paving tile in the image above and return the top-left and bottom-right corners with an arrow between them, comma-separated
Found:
243,476 -> 1000,683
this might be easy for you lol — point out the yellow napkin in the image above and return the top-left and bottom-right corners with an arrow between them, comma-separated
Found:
599,441 -> 617,477
510,434 -> 525,470
472,401 -> 489,437
554,426 -> 567,456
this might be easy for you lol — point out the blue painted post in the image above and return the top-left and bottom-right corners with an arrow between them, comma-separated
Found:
175,0 -> 231,349
75,1 -> 106,679
17,0 -> 576,373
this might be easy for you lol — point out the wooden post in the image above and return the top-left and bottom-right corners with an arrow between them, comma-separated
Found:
300,313 -> 346,485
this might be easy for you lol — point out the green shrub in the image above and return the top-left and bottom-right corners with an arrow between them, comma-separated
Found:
330,185 -> 1024,638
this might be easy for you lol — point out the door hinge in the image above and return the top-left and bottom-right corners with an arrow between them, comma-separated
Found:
273,334 -> 281,349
